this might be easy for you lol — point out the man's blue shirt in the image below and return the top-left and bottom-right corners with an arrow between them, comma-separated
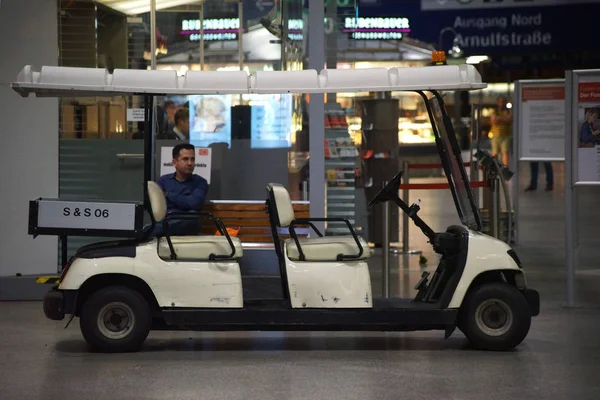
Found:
156,173 -> 209,214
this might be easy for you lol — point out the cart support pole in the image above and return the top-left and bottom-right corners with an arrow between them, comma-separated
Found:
492,176 -> 500,239
402,161 -> 409,252
143,95 -> 154,212
382,181 -> 390,298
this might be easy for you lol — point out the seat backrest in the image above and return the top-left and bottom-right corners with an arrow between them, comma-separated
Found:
147,181 -> 167,222
266,183 -> 295,228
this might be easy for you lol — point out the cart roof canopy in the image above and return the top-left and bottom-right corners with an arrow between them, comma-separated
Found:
11,64 -> 486,98
11,63 -> 485,231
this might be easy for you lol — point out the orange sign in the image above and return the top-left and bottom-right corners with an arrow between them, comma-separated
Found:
522,86 -> 565,102
578,82 -> 600,102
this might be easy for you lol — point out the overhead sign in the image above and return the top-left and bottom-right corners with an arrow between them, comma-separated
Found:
343,17 -> 410,40
356,2 -> 599,55
421,0 -> 599,10
160,147 -> 212,184
180,18 -> 240,41
517,82 -> 565,160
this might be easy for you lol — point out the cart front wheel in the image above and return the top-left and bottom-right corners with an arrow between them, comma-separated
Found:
80,286 -> 152,353
459,282 -> 531,351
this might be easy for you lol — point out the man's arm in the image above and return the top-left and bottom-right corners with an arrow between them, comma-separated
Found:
166,177 -> 208,212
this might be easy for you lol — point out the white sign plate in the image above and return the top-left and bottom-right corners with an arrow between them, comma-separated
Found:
518,84 -> 565,160
37,200 -> 138,231
160,146 -> 212,184
127,108 -> 145,122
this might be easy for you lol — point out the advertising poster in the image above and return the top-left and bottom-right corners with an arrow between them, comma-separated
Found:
188,94 -> 232,148
575,80 -> 600,183
160,146 -> 212,184
245,93 -> 293,149
519,84 -> 565,160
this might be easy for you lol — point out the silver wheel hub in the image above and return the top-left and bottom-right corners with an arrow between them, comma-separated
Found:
97,302 -> 135,339
475,299 -> 513,337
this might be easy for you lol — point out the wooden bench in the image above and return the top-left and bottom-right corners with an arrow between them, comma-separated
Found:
199,200 -> 311,244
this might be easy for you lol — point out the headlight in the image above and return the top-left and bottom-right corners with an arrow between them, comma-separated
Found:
514,272 -> 527,289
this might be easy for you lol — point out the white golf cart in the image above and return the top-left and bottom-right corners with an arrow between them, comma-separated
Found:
13,64 -> 539,353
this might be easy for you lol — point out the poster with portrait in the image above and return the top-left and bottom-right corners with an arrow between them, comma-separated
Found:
575,80 -> 600,183
188,94 -> 232,148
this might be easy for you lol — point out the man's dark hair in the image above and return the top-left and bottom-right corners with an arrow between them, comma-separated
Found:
173,143 -> 195,159
174,107 -> 189,126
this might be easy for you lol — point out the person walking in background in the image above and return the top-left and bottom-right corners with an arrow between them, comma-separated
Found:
157,107 -> 189,140
526,161 -> 553,191
490,95 -> 513,167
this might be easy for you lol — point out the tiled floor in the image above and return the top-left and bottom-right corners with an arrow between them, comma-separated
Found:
1,161 -> 599,400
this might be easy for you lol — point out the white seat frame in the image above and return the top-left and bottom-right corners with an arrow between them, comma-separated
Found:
147,181 -> 240,261
266,183 -> 367,262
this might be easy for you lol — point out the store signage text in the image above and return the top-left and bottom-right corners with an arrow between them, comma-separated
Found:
181,18 -> 240,41
343,17 -> 410,40
452,12 -> 552,48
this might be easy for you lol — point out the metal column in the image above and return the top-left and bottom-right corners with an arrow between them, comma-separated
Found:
308,0 -> 325,234
564,71 -> 576,307
512,81 -> 521,245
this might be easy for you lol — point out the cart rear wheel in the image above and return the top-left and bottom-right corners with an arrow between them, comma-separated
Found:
80,286 -> 151,353
458,282 -> 531,351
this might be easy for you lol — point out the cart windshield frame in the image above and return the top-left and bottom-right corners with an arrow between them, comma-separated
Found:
417,90 -> 482,232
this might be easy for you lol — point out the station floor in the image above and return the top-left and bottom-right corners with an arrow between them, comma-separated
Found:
1,162 -> 600,399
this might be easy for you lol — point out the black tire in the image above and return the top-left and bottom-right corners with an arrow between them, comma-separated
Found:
80,286 -> 152,353
458,282 -> 531,351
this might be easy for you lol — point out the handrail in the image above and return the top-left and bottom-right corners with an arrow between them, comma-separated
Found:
116,153 -> 144,159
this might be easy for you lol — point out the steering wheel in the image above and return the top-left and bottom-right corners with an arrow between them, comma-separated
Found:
367,170 -> 404,208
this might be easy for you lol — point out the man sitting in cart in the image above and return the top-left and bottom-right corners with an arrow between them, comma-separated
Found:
152,143 -> 209,237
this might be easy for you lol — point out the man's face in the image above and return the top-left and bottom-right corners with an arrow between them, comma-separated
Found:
173,148 -> 195,176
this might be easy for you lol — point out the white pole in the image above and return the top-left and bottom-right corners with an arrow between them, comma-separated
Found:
308,0 -> 325,234
150,0 -> 156,70
200,2 -> 204,70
